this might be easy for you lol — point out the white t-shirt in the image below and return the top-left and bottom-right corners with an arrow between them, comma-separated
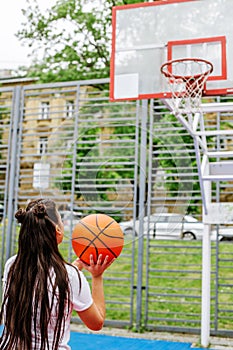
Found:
2,255 -> 93,349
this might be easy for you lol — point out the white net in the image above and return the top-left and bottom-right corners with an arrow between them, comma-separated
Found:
161,58 -> 213,114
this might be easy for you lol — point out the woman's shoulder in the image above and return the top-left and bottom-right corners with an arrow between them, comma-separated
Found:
65,262 -> 87,285
2,255 -> 17,281
65,262 -> 81,278
5,255 -> 17,269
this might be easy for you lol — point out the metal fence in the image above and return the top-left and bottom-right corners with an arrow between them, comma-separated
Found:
0,79 -> 233,336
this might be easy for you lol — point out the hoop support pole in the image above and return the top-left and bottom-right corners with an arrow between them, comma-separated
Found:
201,175 -> 212,348
201,222 -> 211,348
174,112 -> 208,152
193,137 -> 208,214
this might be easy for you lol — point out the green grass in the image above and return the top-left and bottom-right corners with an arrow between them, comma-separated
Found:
3,226 -> 233,333
100,239 -> 233,332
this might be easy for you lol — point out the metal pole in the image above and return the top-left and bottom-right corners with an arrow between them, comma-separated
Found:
136,99 -> 148,329
69,84 -> 80,262
201,178 -> 211,347
201,222 -> 211,347
6,86 -> 22,260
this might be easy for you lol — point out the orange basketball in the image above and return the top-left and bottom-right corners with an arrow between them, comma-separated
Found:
72,214 -> 124,265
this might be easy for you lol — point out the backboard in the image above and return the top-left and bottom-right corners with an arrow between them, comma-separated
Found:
110,0 -> 233,101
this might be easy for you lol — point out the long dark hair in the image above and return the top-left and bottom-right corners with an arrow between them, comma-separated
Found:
0,198 -> 79,350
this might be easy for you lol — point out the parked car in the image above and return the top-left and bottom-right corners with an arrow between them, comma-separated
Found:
61,210 -> 82,232
120,213 -> 205,240
212,225 -> 233,241
120,213 -> 233,241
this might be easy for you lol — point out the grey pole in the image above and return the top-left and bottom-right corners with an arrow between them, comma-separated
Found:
136,99 -> 148,329
5,86 -> 21,260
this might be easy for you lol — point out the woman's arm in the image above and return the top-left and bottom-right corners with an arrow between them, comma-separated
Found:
73,254 -> 114,331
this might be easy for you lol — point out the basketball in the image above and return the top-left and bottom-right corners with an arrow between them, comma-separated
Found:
72,214 -> 124,265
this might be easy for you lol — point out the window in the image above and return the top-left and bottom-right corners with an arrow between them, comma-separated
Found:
66,100 -> 75,118
40,101 -> 50,120
38,137 -> 48,155
167,215 -> 182,223
150,215 -> 168,223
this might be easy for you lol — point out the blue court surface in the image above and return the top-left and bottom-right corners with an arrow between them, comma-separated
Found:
0,325 -> 214,349
69,332 -> 214,350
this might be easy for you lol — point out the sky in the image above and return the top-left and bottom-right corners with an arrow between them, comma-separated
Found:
0,0 -> 56,71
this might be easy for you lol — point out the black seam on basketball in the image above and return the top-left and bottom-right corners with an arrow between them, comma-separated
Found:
72,219 -> 121,258
72,236 -> 98,258
99,231 -> 124,240
95,217 -> 120,257
79,241 -> 98,260
96,217 -> 121,252
96,217 -> 124,240
71,234 -> 98,259
73,236 -> 118,259
76,220 -> 117,247
71,221 -> 110,250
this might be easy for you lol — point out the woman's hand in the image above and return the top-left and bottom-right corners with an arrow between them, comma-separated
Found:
73,254 -> 115,277
72,258 -> 84,271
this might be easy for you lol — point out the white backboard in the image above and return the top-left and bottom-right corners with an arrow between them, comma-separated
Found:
110,0 -> 233,100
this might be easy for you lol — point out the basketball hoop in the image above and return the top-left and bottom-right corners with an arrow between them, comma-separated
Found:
161,58 -> 213,113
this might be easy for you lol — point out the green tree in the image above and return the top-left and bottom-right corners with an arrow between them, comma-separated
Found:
56,93 -> 138,221
18,0 -> 203,217
17,0 -> 142,82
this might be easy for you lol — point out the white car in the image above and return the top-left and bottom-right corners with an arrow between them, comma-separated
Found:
120,213 -> 233,241
120,213 -> 204,240
212,225 -> 233,241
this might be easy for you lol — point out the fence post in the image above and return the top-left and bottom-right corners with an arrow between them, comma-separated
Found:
5,86 -> 22,260
136,99 -> 148,329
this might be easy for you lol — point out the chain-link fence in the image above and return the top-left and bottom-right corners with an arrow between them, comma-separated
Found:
0,79 -> 232,336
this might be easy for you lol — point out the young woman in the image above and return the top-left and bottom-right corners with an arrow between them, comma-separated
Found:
0,198 -> 113,350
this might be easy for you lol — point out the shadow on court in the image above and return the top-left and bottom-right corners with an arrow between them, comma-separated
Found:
69,332 -> 213,350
